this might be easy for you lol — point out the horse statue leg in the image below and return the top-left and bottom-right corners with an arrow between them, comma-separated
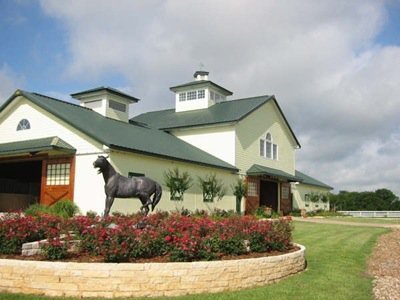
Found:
104,195 -> 114,217
139,195 -> 152,216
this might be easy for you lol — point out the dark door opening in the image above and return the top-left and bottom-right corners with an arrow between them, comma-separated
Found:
259,180 -> 278,212
0,160 -> 42,211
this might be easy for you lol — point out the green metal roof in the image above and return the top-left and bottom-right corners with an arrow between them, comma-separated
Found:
246,164 -> 301,182
169,80 -> 233,96
132,95 -> 301,148
133,95 -> 272,129
0,136 -> 76,156
71,86 -> 140,102
295,170 -> 333,190
0,90 -> 237,172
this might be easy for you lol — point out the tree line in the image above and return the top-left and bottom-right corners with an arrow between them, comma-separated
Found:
329,188 -> 400,211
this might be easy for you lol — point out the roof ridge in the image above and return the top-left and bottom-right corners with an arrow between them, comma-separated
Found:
30,92 -> 89,110
27,91 -> 147,128
133,94 -> 272,116
227,94 -> 273,102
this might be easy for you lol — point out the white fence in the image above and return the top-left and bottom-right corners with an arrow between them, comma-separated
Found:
339,211 -> 400,218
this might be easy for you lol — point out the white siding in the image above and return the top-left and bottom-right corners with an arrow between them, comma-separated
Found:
175,87 -> 212,112
0,96 -> 107,213
0,97 -> 102,154
74,154 -> 108,214
172,125 -> 236,166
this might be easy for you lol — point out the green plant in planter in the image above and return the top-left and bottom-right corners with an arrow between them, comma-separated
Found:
308,192 -> 321,211
231,178 -> 247,214
255,206 -> 272,218
164,168 -> 193,201
198,174 -> 226,203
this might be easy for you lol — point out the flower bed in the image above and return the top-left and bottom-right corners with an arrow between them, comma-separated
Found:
0,212 -> 293,263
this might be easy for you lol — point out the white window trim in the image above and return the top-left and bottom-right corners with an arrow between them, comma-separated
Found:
259,132 -> 279,161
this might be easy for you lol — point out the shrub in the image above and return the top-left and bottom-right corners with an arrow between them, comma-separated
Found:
51,199 -> 80,218
164,168 -> 192,201
0,214 -> 62,254
24,203 -> 52,217
42,237 -> 69,260
24,200 -> 80,219
0,212 -> 293,262
198,174 -> 226,202
255,206 -> 272,218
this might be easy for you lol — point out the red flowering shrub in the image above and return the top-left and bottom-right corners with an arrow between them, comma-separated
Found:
0,213 -> 63,254
0,212 -> 293,262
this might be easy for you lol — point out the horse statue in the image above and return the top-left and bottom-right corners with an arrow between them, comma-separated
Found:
93,155 -> 162,216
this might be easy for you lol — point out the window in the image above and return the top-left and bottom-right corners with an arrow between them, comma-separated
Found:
259,132 -> 278,160
46,163 -> 70,185
259,140 -> 265,157
128,172 -> 145,178
273,144 -> 278,160
197,89 -> 205,99
17,119 -> 31,131
179,93 -> 186,102
187,91 -> 197,100
210,91 -> 215,100
247,182 -> 258,197
265,133 -> 272,159
304,194 -> 310,207
109,100 -> 126,112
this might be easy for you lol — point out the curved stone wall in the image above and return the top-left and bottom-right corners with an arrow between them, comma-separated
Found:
0,244 -> 306,298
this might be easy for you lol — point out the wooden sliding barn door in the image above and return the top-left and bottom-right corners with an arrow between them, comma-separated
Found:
40,157 -> 75,206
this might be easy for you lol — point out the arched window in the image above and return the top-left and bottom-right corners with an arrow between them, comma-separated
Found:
259,132 -> 278,160
16,119 -> 31,131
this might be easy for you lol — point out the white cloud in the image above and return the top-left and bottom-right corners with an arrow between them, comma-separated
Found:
39,0 -> 400,194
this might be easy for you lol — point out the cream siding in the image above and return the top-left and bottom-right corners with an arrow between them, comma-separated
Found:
0,96 -> 240,215
235,101 -> 297,175
109,150 -> 238,214
291,183 -> 331,212
172,125 -> 236,166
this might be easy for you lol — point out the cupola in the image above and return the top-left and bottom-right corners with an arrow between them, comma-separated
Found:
71,87 -> 139,122
170,70 -> 233,113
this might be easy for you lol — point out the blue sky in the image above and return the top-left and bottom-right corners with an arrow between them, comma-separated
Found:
1,0 -> 400,196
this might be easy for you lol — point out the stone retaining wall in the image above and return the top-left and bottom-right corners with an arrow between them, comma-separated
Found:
0,244 -> 306,298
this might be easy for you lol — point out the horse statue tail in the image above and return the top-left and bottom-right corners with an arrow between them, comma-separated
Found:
151,182 -> 162,211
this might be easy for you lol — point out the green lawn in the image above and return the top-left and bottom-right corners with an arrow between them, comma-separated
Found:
325,216 -> 400,224
0,222 -> 387,300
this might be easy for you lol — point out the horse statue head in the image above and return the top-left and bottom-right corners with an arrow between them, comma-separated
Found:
93,155 -> 110,174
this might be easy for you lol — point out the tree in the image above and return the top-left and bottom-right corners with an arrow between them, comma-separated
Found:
198,174 -> 226,203
329,188 -> 400,211
231,178 -> 247,214
164,168 -> 192,201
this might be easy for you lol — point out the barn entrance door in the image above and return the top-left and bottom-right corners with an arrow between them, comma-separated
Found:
40,157 -> 75,206
259,180 -> 278,212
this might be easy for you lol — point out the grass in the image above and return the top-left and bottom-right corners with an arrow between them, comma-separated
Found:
324,216 -> 400,224
0,222 -> 387,300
